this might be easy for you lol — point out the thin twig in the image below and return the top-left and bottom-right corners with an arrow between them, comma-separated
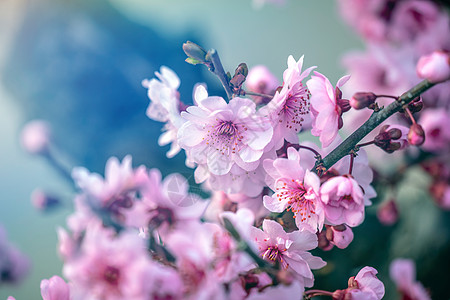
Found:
208,49 -> 233,100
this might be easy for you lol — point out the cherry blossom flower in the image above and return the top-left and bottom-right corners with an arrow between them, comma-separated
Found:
320,175 -> 365,227
263,147 -> 323,232
419,108 -> 450,152
40,275 -> 70,300
417,51 -> 450,84
390,258 -> 430,300
72,155 -> 147,221
246,65 -> 279,101
307,72 -> 350,148
260,55 -> 314,149
178,95 -> 273,176
63,223 -> 154,300
346,266 -> 385,300
122,169 -> 207,238
249,219 -> 326,288
143,66 -> 186,158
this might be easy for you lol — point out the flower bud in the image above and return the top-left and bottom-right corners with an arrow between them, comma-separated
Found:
183,41 -> 208,64
40,275 -> 70,300
246,65 -> 279,95
326,224 -> 354,249
350,92 -> 377,110
407,124 -> 425,146
317,230 -> 334,251
20,120 -> 51,155
416,50 -> 450,83
31,189 -> 61,212
377,199 -> 398,225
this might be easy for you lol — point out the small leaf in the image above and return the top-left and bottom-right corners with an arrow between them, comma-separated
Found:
185,57 -> 202,65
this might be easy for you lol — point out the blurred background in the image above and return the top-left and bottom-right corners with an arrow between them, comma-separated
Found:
2,0 -> 447,299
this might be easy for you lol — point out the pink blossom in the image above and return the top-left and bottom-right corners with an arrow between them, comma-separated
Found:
347,266 -> 385,300
326,224 -> 354,249
320,176 -> 365,227
263,147 -> 323,232
246,281 -> 305,300
246,65 -> 279,97
417,51 -> 450,84
122,169 -> 207,237
143,66 -> 186,158
420,108 -> 450,152
307,72 -> 350,148
72,155 -> 146,211
390,258 -> 430,300
63,224 -> 154,300
20,120 -> 51,155
31,189 -> 60,211
376,199 -> 398,226
260,55 -> 314,149
40,275 -> 70,300
249,219 -> 326,288
178,95 -> 273,176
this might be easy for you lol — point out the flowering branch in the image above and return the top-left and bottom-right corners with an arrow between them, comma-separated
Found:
315,79 -> 435,173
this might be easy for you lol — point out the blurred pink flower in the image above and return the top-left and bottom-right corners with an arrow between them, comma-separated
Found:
420,108 -> 450,152
320,176 -> 365,227
390,258 -> 430,300
307,72 -> 350,148
40,275 -> 70,300
417,51 -> 450,84
246,65 -> 279,96
249,219 -> 326,288
263,147 -> 324,232
20,120 -> 51,155
0,225 -> 31,285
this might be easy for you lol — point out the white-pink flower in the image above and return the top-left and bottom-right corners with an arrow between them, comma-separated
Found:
390,258 -> 430,300
249,219 -> 326,288
348,266 -> 385,300
260,56 -> 314,149
178,95 -> 273,176
40,275 -> 70,300
417,51 -> 450,84
307,72 -> 350,148
263,147 -> 323,232
320,175 -> 365,227
143,66 -> 186,158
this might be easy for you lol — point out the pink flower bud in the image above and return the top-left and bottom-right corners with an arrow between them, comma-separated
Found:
416,51 -> 450,83
31,189 -> 60,212
20,120 -> 51,155
245,65 -> 279,95
350,92 -> 377,110
407,124 -> 425,146
326,224 -> 354,249
317,230 -> 334,251
40,275 -> 70,300
377,199 -> 398,225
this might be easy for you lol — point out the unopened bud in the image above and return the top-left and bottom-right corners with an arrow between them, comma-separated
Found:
240,274 -> 259,292
387,128 -> 402,140
377,199 -> 398,225
408,124 -> 425,146
31,189 -> 61,212
183,41 -> 208,64
326,224 -> 354,249
350,92 -> 377,110
416,50 -> 450,83
20,120 -> 51,155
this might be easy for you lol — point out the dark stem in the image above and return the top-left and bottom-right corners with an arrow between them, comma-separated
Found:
314,79 -> 435,173
244,90 -> 274,99
291,144 -> 323,159
356,140 -> 375,148
42,151 -> 74,186
375,94 -> 399,100
348,153 -> 355,175
404,106 -> 417,125
208,49 -> 233,100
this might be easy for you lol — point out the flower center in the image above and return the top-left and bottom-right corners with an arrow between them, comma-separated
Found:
277,179 -> 316,222
204,119 -> 246,156
104,266 -> 120,286
279,83 -> 310,132
262,246 -> 288,268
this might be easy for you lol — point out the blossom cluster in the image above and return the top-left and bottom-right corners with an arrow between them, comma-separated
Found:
7,0 -> 450,298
